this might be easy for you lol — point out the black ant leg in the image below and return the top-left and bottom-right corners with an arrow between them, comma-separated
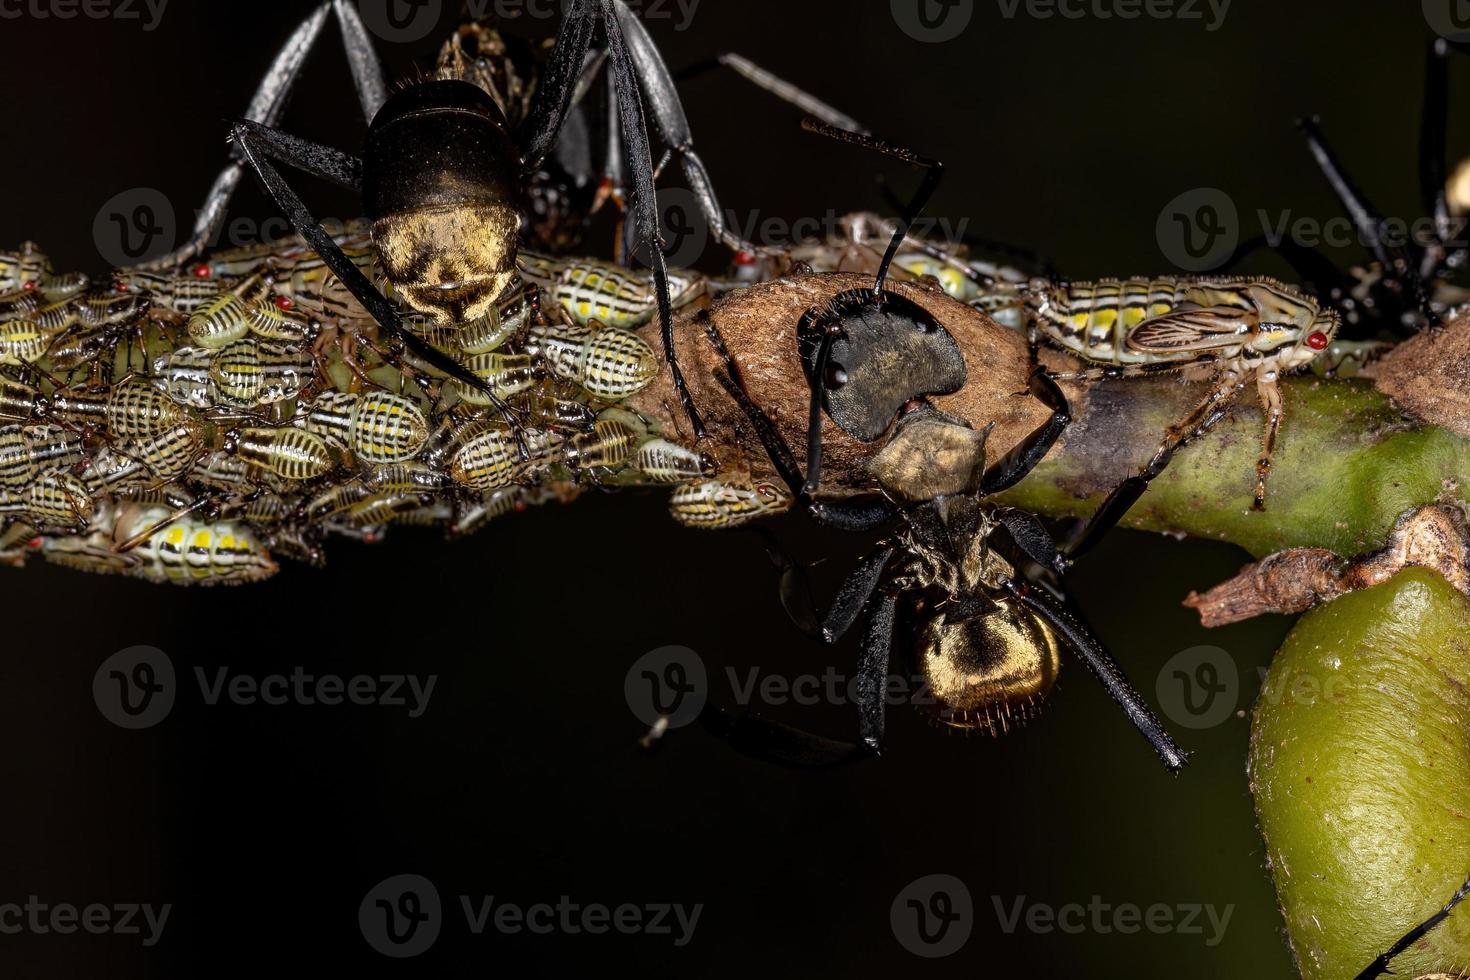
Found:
329,0 -> 390,120
522,0 -> 705,438
697,703 -> 867,767
140,2 -> 386,270
613,11 -> 774,257
743,526 -> 823,638
1002,576 -> 1187,772
821,545 -> 899,644
978,369 -> 1071,496
228,121 -> 526,446
994,508 -> 1068,578
1298,115 -> 1435,325
1063,374 -> 1247,560
1423,38 -> 1452,254
1353,867 -> 1470,980
854,591 -> 899,752
700,553 -> 900,764
1298,116 -> 1399,272
711,356 -> 897,532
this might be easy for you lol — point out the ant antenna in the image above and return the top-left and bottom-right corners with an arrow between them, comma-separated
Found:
801,117 -> 945,297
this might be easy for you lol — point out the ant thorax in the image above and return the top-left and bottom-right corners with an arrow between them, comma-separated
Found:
894,505 -> 1017,602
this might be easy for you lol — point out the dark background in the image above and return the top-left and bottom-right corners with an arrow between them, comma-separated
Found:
0,0 -> 1442,976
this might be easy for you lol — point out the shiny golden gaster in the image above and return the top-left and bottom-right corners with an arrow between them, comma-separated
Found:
918,602 -> 1062,735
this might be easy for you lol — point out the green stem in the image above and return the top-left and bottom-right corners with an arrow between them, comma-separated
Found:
997,377 -> 1470,559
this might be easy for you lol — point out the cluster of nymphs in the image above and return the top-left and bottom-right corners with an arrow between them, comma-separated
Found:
0,230 -> 785,585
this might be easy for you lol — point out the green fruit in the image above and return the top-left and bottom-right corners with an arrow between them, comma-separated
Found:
1250,569 -> 1470,979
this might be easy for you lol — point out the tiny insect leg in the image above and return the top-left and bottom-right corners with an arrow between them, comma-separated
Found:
1064,373 -> 1248,559
1253,372 -> 1283,511
1353,866 -> 1470,980
138,2 -> 386,270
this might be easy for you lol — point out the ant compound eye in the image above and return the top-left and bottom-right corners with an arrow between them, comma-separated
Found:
1307,331 -> 1330,351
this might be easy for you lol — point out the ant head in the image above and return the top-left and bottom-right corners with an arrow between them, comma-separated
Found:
365,80 -> 524,324
798,287 -> 965,444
